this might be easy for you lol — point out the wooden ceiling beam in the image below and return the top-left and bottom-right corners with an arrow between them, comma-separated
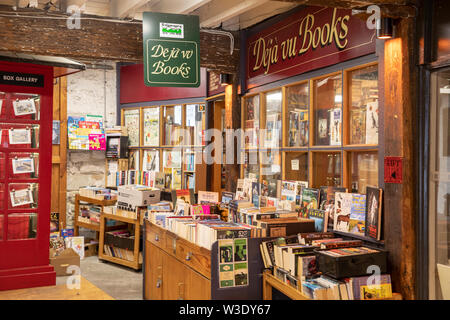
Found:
0,7 -> 240,73
276,0 -> 417,18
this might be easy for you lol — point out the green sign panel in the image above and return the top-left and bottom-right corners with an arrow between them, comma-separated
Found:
143,12 -> 200,87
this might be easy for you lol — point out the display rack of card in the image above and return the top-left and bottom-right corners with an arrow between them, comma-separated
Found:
0,91 -> 41,241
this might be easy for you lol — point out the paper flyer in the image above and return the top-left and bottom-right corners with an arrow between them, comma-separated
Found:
218,238 -> 249,288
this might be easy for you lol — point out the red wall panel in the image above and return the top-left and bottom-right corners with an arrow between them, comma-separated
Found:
120,64 -> 207,104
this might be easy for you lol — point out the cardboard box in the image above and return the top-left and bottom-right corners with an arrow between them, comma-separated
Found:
118,185 -> 161,207
49,248 -> 80,276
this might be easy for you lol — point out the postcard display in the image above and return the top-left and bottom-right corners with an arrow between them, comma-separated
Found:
0,61 -> 56,290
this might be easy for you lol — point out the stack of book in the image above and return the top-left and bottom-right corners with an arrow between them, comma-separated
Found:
103,229 -> 141,262
301,274 -> 393,300
78,205 -> 102,225
260,231 -> 393,300
79,187 -> 117,200
105,126 -> 127,136
108,170 -> 166,189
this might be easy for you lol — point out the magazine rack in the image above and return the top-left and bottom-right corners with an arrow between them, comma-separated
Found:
0,61 -> 56,291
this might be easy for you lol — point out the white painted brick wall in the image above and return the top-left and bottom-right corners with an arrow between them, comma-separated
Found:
65,62 -> 117,227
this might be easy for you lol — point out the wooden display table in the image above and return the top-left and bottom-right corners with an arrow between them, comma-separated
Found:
98,212 -> 142,271
0,277 -> 114,300
262,270 -> 403,300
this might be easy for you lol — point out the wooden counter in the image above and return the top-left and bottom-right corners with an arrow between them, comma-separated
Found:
143,220 -> 211,300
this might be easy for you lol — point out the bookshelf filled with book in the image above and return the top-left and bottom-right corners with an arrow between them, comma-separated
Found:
240,62 -> 379,200
98,212 -> 143,270
73,193 -> 122,237
120,103 -> 206,193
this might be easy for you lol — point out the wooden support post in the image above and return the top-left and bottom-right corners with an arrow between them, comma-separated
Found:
381,17 -> 416,300
224,72 -> 241,193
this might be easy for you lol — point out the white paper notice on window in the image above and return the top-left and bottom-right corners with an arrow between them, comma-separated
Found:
440,87 -> 450,94
291,159 -> 300,171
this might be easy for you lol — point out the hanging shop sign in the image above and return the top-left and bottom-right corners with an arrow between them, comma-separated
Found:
246,6 -> 376,89
0,71 -> 44,87
143,12 -> 201,88
384,157 -> 403,184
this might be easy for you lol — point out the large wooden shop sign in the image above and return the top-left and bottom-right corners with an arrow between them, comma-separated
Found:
143,12 -> 200,88
246,6 -> 376,88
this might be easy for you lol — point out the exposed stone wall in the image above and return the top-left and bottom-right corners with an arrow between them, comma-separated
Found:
65,62 -> 117,227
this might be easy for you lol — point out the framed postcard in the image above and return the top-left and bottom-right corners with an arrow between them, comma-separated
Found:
9,128 -> 31,145
143,107 -> 160,146
143,149 -> 159,171
163,150 -> 181,169
13,99 -> 36,116
123,109 -> 140,147
12,157 -> 35,174
52,120 -> 60,145
10,188 -> 34,207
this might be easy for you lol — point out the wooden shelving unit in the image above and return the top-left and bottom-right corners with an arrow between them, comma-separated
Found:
263,270 -> 310,300
98,212 -> 142,271
262,269 -> 403,300
333,230 -> 385,247
73,194 -> 120,237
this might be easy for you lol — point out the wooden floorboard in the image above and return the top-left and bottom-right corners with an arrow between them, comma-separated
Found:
0,276 -> 114,300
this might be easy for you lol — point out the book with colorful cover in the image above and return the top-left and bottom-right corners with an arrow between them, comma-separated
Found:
64,236 -> 85,259
280,180 -> 297,202
307,209 -> 327,232
191,205 -> 211,215
365,187 -> 383,240
88,134 -> 106,150
251,182 -> 260,208
221,191 -> 235,204
348,193 -> 367,236
352,274 -> 392,300
334,192 -> 353,232
295,181 -> 308,206
297,255 -> 317,280
174,189 -> 194,206
319,186 -> 347,231
299,188 -> 320,218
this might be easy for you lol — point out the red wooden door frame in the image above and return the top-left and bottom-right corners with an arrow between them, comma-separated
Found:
0,61 -> 56,290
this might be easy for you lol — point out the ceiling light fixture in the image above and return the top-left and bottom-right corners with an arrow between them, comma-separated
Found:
376,17 -> 394,40
220,73 -> 232,86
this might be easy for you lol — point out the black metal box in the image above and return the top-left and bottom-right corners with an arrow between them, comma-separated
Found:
315,247 -> 388,279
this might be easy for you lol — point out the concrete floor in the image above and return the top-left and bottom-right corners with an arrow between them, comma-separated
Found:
56,256 -> 143,300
